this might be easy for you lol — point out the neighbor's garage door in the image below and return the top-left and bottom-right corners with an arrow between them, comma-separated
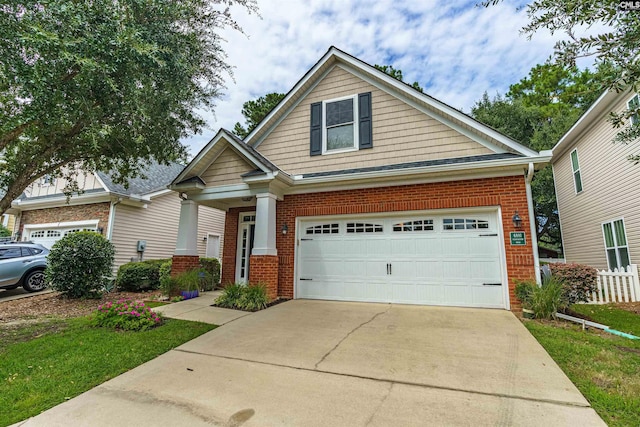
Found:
27,226 -> 97,249
297,211 -> 505,308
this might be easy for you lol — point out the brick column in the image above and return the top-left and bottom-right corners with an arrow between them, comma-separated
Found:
249,255 -> 279,300
171,255 -> 201,276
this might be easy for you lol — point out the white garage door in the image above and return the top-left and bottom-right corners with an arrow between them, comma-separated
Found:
297,212 -> 505,308
27,225 -> 98,249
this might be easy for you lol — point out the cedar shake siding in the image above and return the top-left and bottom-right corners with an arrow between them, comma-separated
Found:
256,66 -> 492,175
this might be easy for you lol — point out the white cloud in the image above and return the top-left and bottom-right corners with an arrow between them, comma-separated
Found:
183,0 -> 564,157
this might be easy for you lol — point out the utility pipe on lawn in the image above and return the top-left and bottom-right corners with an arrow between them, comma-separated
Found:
555,312 -> 640,340
525,162 -> 542,284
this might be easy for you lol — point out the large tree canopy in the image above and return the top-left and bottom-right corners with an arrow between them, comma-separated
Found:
374,64 -> 424,93
0,0 -> 257,215
472,63 -> 603,250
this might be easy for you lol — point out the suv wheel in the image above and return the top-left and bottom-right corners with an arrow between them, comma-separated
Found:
23,270 -> 46,292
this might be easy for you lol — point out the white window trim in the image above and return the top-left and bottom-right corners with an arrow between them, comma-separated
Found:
570,148 -> 583,194
628,93 -> 639,126
601,217 -> 631,270
322,94 -> 359,155
205,232 -> 222,259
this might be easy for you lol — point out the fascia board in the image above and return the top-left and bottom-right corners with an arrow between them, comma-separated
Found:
291,155 -> 551,187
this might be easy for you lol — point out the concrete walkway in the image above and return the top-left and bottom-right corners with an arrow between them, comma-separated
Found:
151,291 -> 250,325
16,300 -> 605,426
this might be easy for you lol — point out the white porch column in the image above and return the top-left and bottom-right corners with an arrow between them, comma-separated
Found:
252,193 -> 278,256
174,199 -> 199,256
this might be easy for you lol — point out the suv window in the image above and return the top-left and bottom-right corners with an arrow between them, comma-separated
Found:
0,247 -> 23,259
29,248 -> 44,255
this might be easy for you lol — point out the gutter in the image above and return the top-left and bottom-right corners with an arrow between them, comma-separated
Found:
106,198 -> 122,241
291,155 -> 552,186
525,162 -> 542,284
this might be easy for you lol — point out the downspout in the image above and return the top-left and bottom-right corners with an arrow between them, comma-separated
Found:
525,163 -> 542,284
106,198 -> 123,241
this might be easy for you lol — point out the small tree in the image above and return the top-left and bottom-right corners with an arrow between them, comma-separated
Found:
46,231 -> 115,298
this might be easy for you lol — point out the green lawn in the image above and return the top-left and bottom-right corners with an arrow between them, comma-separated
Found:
524,307 -> 640,427
571,304 -> 640,336
0,317 -> 215,426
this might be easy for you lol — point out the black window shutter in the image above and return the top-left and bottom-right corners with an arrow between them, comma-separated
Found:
310,102 -> 322,156
358,92 -> 373,149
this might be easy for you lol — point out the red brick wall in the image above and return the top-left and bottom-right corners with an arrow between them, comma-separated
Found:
221,208 -> 242,285
249,255 -> 279,300
171,255 -> 201,275
19,202 -> 111,237
222,175 -> 535,310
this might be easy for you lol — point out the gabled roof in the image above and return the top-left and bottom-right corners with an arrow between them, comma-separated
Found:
244,46 -> 539,158
552,89 -> 633,160
172,128 -> 281,186
97,162 -> 184,196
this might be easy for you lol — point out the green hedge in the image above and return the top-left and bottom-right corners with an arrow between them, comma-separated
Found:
116,259 -> 171,292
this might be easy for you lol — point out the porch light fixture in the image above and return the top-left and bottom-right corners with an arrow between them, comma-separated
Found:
281,223 -> 288,235
203,235 -> 208,242
512,211 -> 523,228
241,196 -> 253,202
97,227 -> 104,235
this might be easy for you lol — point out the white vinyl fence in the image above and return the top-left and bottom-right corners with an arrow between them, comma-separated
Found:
589,264 -> 640,304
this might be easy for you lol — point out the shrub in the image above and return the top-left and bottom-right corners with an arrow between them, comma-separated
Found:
93,299 -> 163,331
516,276 -> 566,320
46,231 -> 115,298
159,261 -> 173,296
116,259 -> 171,292
0,224 -> 10,237
548,263 -> 598,304
214,283 -> 245,308
238,284 -> 269,311
199,258 -> 221,290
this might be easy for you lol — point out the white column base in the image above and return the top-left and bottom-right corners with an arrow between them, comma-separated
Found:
252,193 -> 278,257
174,199 -> 199,256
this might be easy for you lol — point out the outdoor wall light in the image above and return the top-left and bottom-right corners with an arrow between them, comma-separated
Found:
203,235 -> 208,242
512,211 -> 523,228
241,196 -> 253,202
281,223 -> 288,235
97,227 -> 104,235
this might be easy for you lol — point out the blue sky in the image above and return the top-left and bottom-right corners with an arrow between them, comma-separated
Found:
183,0 -> 559,156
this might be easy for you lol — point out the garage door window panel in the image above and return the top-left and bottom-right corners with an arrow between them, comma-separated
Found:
346,222 -> 383,233
393,220 -> 434,232
305,223 -> 339,235
30,231 -> 45,238
443,218 -> 489,230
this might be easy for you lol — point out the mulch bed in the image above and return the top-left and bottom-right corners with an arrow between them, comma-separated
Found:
0,290 -> 163,324
614,301 -> 640,315
211,297 -> 291,312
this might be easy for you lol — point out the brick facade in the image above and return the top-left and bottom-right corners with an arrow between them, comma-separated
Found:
19,202 -> 111,238
222,175 -> 535,310
249,255 -> 279,299
171,255 -> 201,275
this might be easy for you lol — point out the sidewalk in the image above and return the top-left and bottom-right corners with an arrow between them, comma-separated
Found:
151,291 -> 250,325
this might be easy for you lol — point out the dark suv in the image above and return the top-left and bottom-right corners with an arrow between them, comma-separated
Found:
0,242 -> 49,292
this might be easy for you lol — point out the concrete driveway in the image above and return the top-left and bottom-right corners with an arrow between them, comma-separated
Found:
18,300 -> 605,426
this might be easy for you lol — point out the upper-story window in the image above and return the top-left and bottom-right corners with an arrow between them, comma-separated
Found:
570,149 -> 583,194
325,96 -> 357,152
310,92 -> 372,156
628,94 -> 639,126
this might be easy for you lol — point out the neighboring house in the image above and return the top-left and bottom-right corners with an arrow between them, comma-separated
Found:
170,47 -> 551,311
552,89 -> 640,271
10,163 -> 225,269
1,213 -> 16,235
